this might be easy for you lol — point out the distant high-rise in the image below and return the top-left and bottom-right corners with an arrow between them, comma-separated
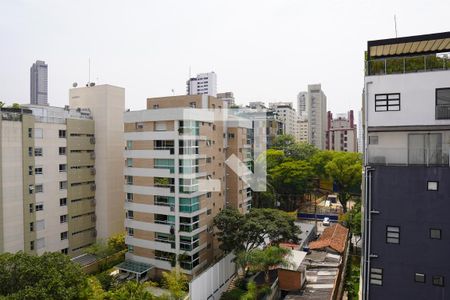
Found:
217,92 -> 235,107
186,72 -> 217,97
306,84 -> 327,150
30,60 -> 48,106
326,110 -> 357,152
297,91 -> 308,117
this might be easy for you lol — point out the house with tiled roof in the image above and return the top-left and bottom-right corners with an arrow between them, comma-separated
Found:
308,223 -> 349,254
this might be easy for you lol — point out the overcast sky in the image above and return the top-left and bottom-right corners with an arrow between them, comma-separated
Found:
1,0 -> 449,113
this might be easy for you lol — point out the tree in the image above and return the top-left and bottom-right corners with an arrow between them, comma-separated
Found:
247,246 -> 291,284
271,135 -> 318,161
325,152 -> 362,212
107,280 -> 157,300
270,160 -> 315,210
10,103 -> 21,109
264,149 -> 286,170
161,266 -> 188,300
0,101 -> 4,108
108,232 -> 126,252
241,280 -> 257,300
213,208 -> 300,254
310,150 -> 335,180
0,252 -> 88,300
271,134 -> 296,150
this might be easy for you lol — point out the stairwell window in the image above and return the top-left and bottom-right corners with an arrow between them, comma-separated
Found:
433,276 -> 445,287
375,93 -> 400,111
415,273 -> 426,283
386,225 -> 400,244
370,268 -> 383,286
427,181 -> 439,191
430,228 -> 442,239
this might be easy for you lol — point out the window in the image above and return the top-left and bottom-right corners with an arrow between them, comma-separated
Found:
59,130 -> 66,138
28,128 -> 33,138
29,184 -> 34,194
430,228 -> 441,239
30,241 -> 34,251
59,147 -> 66,155
61,248 -> 68,254
126,140 -> 133,150
59,181 -> 67,190
127,210 -> 134,219
28,166 -> 33,175
126,193 -> 133,202
60,198 -> 67,206
207,192 -> 212,198
433,276 -> 444,287
126,158 -> 133,167
415,273 -> 426,283
34,128 -> 43,139
60,231 -> 68,240
35,184 -> 43,193
30,222 -> 34,232
408,133 -> 443,165
375,93 -> 400,111
128,245 -> 134,253
35,202 -> 44,211
386,226 -> 400,244
34,147 -> 43,156
127,227 -> 134,236
59,164 -> 67,172
207,209 -> 212,215
60,215 -> 68,223
29,203 -> 33,213
155,121 -> 166,131
189,102 -> 196,108
126,176 -> 133,185
35,167 -> 43,175
206,157 -> 212,163
436,88 -> 450,120
136,122 -> 144,129
370,268 -> 383,286
153,104 -> 159,109
28,147 -> 33,157
36,220 -> 45,231
427,181 -> 439,191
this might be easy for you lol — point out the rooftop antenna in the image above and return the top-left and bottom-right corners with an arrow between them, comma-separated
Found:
394,15 -> 398,38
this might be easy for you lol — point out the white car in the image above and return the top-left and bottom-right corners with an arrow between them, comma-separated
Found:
323,217 -> 330,226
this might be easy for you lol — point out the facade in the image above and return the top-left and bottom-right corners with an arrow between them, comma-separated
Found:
123,94 -> 254,278
326,110 -> 357,152
186,72 -> 217,97
269,102 -> 301,141
298,117 -> 309,143
299,84 -> 327,149
0,105 -> 95,256
69,84 -> 125,241
217,92 -> 235,107
30,60 -> 48,106
362,32 -> 450,299
358,110 -> 363,153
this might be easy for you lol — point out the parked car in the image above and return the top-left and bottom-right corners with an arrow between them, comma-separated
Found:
323,217 -> 330,226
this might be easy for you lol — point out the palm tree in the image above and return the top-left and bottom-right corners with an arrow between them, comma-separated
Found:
248,246 -> 291,284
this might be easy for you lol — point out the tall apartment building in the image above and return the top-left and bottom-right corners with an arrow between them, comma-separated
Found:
362,32 -> 450,299
326,110 -> 357,152
122,94 -> 253,278
217,92 -> 235,107
30,60 -> 48,106
69,84 -> 125,240
269,102 -> 301,141
299,84 -> 327,149
0,105 -> 96,256
186,72 -> 217,97
298,116 -> 309,143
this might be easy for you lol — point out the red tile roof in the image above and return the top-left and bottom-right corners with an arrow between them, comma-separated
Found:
308,223 -> 349,254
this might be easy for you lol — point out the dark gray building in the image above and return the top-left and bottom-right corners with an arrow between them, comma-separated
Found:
362,32 -> 450,299
30,60 -> 48,105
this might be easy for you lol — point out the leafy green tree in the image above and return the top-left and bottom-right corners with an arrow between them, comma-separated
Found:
0,252 -> 88,300
271,135 -> 318,161
264,149 -> 286,170
161,266 -> 188,300
241,280 -> 257,300
310,150 -> 335,180
107,232 -> 126,252
271,134 -> 296,150
247,246 -> 291,284
213,208 -> 300,253
270,160 -> 315,210
10,103 -> 21,109
325,152 -> 362,212
0,101 -> 4,108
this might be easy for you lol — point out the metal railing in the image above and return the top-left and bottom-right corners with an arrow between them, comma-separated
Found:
366,54 -> 450,76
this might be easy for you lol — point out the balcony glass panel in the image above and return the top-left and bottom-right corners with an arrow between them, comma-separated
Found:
179,197 -> 200,213
179,121 -> 200,136
154,159 -> 175,173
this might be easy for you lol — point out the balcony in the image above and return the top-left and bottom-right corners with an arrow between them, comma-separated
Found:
366,54 -> 450,76
366,145 -> 450,166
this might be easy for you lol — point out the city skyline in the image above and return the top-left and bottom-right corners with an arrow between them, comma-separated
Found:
1,0 -> 449,113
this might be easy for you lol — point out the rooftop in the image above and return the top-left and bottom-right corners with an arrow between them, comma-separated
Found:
308,223 -> 348,254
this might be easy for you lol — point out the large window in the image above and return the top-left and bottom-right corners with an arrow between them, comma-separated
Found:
154,159 -> 174,173
179,197 -> 200,213
436,88 -> 450,119
375,93 -> 400,111
408,133 -> 444,165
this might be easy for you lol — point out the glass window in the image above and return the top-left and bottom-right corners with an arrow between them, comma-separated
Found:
428,181 -> 439,191
60,215 -> 68,223
59,181 -> 67,190
415,273 -> 426,283
61,231 -> 68,240
430,228 -> 441,239
35,167 -> 43,175
59,164 -> 67,172
59,147 -> 66,155
432,276 -> 444,287
34,147 -> 43,156
60,198 -> 67,206
126,158 -> 133,167
370,267 -> 383,286
386,226 -> 400,244
35,184 -> 43,193
35,202 -> 44,211
59,130 -> 66,138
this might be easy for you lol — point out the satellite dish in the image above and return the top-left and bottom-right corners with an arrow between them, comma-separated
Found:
72,82 -> 78,87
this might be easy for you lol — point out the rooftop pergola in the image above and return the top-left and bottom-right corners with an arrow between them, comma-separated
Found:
116,260 -> 154,280
368,31 -> 450,59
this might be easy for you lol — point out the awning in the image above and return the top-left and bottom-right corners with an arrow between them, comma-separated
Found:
116,260 -> 154,275
368,31 -> 450,58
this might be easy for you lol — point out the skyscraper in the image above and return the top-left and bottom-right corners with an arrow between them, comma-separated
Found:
362,31 -> 450,299
186,72 -> 217,97
307,84 -> 327,150
30,60 -> 48,106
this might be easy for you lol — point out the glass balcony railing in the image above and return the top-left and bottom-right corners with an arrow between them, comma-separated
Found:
366,145 -> 450,166
179,222 -> 199,232
366,54 -> 450,76
180,257 -> 200,270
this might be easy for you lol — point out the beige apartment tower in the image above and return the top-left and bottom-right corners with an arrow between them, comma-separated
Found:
123,94 -> 253,278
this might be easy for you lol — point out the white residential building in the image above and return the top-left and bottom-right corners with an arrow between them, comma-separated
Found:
269,102 -> 301,141
186,72 -> 217,97
301,84 -> 327,149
